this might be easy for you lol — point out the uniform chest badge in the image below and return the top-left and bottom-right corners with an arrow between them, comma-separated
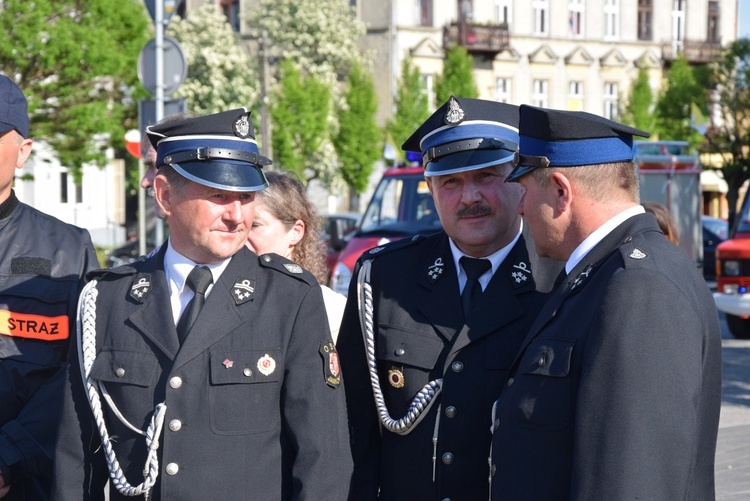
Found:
628,248 -> 648,260
283,263 -> 303,274
426,257 -> 445,282
232,278 -> 255,305
223,359 -> 234,369
388,368 -> 405,388
129,276 -> 151,302
510,261 -> 531,288
319,342 -> 341,388
257,354 -> 276,376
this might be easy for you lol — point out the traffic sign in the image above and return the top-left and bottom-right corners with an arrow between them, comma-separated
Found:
144,0 -> 183,27
137,37 -> 187,96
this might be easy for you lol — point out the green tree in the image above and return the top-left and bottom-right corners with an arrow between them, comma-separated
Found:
435,46 -> 478,104
704,38 -> 750,225
333,63 -> 381,209
167,5 -> 258,115
622,67 -> 655,132
654,56 -> 707,145
387,58 -> 430,154
271,60 -> 331,183
0,0 -> 150,182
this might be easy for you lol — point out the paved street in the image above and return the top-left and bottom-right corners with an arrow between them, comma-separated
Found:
716,312 -> 750,500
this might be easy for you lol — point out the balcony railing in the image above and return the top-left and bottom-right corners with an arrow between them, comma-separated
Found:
443,21 -> 510,59
661,39 -> 723,64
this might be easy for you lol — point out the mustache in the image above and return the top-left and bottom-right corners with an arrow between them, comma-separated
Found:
456,205 -> 492,217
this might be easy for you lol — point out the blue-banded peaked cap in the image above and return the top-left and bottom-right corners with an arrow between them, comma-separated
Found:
506,105 -> 650,182
146,107 -> 271,192
0,75 -> 29,138
402,96 -> 519,177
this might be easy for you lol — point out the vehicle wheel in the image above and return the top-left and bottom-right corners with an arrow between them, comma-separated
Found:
726,314 -> 750,339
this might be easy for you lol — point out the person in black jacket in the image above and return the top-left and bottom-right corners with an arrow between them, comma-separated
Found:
490,105 -> 722,500
53,108 -> 352,500
0,76 -> 98,500
337,96 -> 561,500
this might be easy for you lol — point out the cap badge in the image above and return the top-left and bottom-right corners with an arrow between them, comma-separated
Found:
233,113 -> 251,138
283,263 -> 303,274
257,354 -> 276,376
129,276 -> 151,301
444,96 -> 465,125
388,368 -> 405,388
319,342 -> 341,388
223,359 -> 234,369
427,257 -> 444,282
628,248 -> 647,260
232,278 -> 255,305
510,261 -> 531,286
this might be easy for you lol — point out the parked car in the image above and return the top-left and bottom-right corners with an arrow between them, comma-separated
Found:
321,213 -> 361,280
702,216 -> 728,281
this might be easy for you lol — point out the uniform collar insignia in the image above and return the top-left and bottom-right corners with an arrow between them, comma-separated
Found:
628,248 -> 647,260
444,96 -> 465,125
510,261 -> 531,288
283,263 -> 303,274
426,257 -> 445,283
369,246 -> 386,255
129,275 -> 151,302
232,278 -> 255,305
566,264 -> 595,294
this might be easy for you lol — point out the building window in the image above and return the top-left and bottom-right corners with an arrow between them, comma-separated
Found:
638,0 -> 652,41
569,0 -> 584,37
60,172 -> 68,204
568,81 -> 584,111
672,0 -> 686,44
416,0 -> 433,27
707,1 -> 720,42
604,0 -> 619,39
460,0 -> 474,21
532,0 -> 549,36
495,0 -> 512,28
75,183 -> 83,204
496,78 -> 512,103
604,82 -> 619,120
532,79 -> 549,108
220,0 -> 240,32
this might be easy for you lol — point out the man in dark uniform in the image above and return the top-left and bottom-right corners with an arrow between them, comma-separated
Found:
53,108 -> 352,500
337,97 -> 561,500
0,76 -> 98,500
490,106 -> 722,500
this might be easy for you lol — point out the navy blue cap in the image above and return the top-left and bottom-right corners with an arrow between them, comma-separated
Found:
402,96 -> 519,177
506,105 -> 650,182
0,75 -> 29,138
147,107 -> 271,192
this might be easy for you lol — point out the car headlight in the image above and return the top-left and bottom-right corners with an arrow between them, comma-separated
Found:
725,260 -> 741,276
330,261 -> 353,296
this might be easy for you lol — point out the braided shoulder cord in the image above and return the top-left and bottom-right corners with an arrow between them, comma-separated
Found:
77,279 -> 167,497
356,260 -> 442,436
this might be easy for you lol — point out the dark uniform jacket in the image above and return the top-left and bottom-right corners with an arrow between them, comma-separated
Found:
53,246 -> 353,500
490,213 -> 722,500
337,230 -> 561,501
0,192 -> 97,501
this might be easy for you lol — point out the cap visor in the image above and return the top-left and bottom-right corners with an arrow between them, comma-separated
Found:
424,149 -> 516,177
173,161 -> 269,192
505,164 -> 538,183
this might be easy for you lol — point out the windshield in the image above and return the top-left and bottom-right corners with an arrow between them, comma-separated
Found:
359,173 -> 442,236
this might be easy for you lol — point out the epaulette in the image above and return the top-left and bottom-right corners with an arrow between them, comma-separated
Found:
258,253 -> 317,286
86,265 -> 138,282
357,234 -> 426,264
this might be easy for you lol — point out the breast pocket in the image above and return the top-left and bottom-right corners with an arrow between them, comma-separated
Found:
376,324 -> 443,370
512,338 -> 575,430
208,350 -> 282,435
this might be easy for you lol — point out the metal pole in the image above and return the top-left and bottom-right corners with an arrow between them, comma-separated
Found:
155,0 -> 165,246
259,35 -> 273,160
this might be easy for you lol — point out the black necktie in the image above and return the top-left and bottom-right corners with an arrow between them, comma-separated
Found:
176,266 -> 213,344
460,257 -> 491,316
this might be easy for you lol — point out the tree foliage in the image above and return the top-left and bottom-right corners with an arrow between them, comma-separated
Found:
0,0 -> 150,182
333,63 -> 381,197
654,56 -> 707,146
704,38 -> 750,225
435,46 -> 478,104
387,58 -> 430,154
271,60 -> 331,183
167,4 -> 258,115
622,67 -> 655,132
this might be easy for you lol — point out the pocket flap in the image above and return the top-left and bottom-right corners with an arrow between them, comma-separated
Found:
519,338 -> 574,377
210,350 -> 282,385
376,324 -> 443,370
89,349 -> 159,387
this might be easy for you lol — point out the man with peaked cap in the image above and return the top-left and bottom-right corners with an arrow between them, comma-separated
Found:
53,108 -> 353,500
0,75 -> 97,501
336,96 -> 562,500
489,105 -> 721,500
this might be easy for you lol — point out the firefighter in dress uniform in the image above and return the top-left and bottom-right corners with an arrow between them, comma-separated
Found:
53,108 -> 353,500
337,97 -> 562,501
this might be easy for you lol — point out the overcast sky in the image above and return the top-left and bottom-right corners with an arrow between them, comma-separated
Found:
741,0 -> 750,38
